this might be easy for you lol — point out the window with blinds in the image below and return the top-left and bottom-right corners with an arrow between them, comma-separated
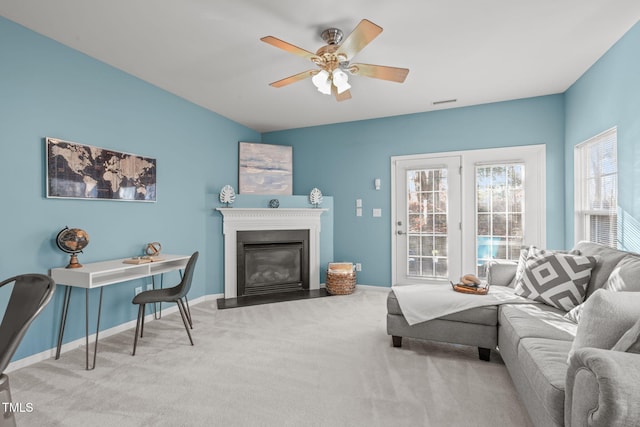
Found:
574,127 -> 618,247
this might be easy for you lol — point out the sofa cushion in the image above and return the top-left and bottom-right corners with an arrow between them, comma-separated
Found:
569,289 -> 640,361
511,247 -> 530,288
499,304 -> 576,349
514,252 -> 597,311
386,291 -> 497,325
612,318 -> 640,353
564,304 -> 582,323
487,260 -> 518,287
572,241 -> 629,297
565,254 -> 640,324
604,254 -> 640,292
517,338 -> 572,426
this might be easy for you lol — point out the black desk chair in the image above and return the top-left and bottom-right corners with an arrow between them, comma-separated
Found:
132,251 -> 198,355
0,274 -> 55,427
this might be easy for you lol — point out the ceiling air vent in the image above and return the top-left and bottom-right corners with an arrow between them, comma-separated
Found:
432,99 -> 457,105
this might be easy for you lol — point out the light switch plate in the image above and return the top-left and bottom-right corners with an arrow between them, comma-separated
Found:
356,199 -> 362,208
373,208 -> 382,217
356,207 -> 362,217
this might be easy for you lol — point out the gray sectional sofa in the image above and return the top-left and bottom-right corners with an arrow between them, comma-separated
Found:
386,241 -> 640,427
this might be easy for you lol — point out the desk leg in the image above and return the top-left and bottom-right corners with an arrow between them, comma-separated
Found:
152,275 -> 159,320
152,274 -> 164,320
85,288 -> 104,371
55,285 -> 72,360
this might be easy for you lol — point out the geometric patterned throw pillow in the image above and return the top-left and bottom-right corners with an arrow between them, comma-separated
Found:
510,245 -> 581,288
514,252 -> 598,311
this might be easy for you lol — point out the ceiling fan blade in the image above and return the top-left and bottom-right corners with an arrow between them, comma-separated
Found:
336,19 -> 383,60
334,88 -> 352,102
261,36 -> 320,61
269,70 -> 317,88
348,63 -> 409,83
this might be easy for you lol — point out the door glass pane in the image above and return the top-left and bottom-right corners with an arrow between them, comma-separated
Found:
407,167 -> 448,279
476,164 -> 525,276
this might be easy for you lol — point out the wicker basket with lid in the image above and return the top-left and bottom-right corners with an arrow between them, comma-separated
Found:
326,262 -> 356,295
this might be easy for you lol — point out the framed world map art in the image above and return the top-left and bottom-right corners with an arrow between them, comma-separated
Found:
46,137 -> 157,202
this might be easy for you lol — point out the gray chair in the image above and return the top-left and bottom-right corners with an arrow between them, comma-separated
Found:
132,251 -> 198,355
0,274 -> 56,427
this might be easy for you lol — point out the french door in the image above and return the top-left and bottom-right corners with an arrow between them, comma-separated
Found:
393,156 -> 462,285
392,145 -> 545,285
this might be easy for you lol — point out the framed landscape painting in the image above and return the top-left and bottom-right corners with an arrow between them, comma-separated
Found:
46,137 -> 157,202
238,142 -> 293,195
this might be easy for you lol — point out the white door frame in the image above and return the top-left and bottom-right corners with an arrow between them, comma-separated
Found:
391,144 -> 546,286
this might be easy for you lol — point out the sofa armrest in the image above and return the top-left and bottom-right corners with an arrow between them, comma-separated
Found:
565,347 -> 640,427
486,260 -> 517,287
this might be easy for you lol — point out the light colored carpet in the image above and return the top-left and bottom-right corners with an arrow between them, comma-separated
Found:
9,289 -> 532,426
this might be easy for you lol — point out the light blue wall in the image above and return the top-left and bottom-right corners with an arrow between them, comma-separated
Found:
0,17 -> 260,361
565,21 -> 640,251
263,95 -> 566,286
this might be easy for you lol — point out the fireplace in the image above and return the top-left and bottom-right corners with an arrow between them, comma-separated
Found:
237,230 -> 309,296
217,208 -> 326,299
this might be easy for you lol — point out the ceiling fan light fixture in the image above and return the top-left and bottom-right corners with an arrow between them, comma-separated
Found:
332,69 -> 351,94
312,69 -> 332,95
262,19 -> 408,101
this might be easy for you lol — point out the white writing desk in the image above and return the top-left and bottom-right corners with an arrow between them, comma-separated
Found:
51,254 -> 190,370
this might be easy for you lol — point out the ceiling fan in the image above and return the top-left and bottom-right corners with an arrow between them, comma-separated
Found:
261,19 -> 409,101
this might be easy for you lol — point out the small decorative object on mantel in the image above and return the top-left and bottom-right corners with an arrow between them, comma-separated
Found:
56,226 -> 90,268
219,185 -> 236,207
268,199 -> 280,208
309,187 -> 323,208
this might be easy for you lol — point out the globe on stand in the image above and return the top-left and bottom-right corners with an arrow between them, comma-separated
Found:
56,227 -> 90,268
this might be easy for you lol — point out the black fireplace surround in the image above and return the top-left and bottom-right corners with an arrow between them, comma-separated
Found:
236,229 -> 310,297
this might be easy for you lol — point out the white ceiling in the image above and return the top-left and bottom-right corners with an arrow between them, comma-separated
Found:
2,1 -> 640,133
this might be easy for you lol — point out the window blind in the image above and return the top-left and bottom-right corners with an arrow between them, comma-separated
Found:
575,128 -> 617,247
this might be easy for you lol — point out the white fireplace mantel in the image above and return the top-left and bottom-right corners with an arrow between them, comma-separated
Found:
216,208 -> 327,298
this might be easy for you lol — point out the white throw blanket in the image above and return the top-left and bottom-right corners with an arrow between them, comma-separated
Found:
392,284 -> 536,326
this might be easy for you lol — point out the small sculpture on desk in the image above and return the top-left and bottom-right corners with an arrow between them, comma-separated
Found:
145,242 -> 162,257
56,226 -> 89,268
144,242 -> 163,261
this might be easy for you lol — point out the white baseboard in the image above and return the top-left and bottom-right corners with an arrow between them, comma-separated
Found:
355,284 -> 391,292
6,293 -> 222,373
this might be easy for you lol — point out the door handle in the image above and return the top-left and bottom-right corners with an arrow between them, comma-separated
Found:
397,230 -> 405,235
